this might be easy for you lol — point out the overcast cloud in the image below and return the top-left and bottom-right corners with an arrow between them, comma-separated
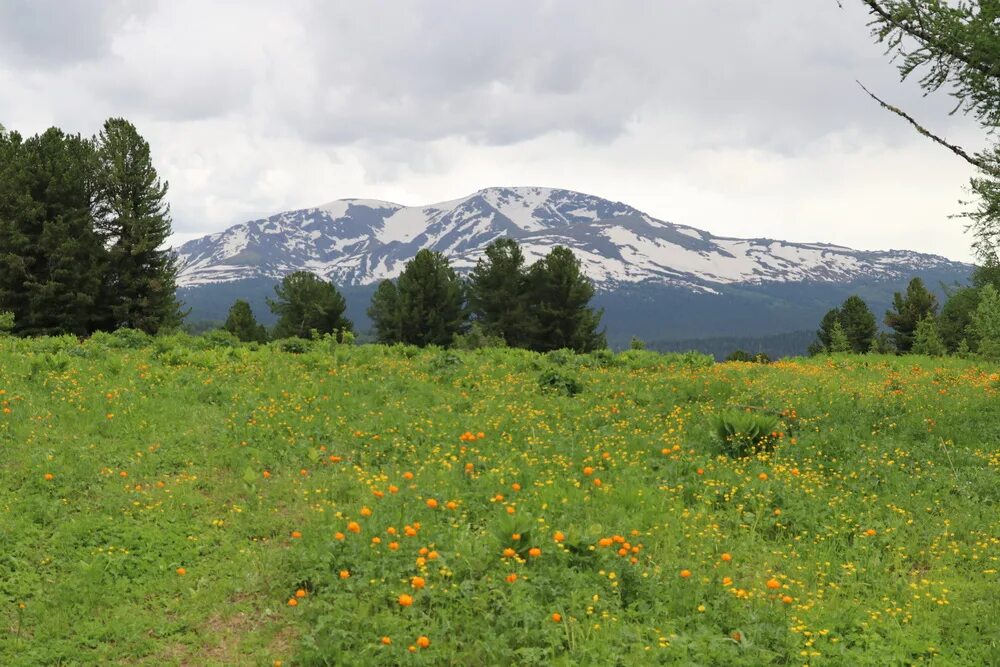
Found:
0,0 -> 983,261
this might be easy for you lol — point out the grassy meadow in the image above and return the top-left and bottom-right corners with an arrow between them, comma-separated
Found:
2,331 -> 1000,665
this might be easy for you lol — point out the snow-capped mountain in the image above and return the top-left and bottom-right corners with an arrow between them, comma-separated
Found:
175,186 -> 966,292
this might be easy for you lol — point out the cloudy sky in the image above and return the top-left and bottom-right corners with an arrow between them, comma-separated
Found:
0,0 -> 984,261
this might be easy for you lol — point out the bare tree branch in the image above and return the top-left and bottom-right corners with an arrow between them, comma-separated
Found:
856,80 -> 998,175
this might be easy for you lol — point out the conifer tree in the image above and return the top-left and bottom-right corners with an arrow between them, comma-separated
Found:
885,277 -> 938,353
223,299 -> 268,342
0,128 -> 104,336
828,320 -> 852,353
938,286 -> 980,353
268,271 -> 352,339
814,307 -> 842,352
971,284 -> 1000,360
839,295 -> 878,353
467,238 -> 532,347
368,279 -> 404,344
524,246 -> 606,353
93,118 -> 181,333
368,250 -> 467,346
911,315 -> 946,356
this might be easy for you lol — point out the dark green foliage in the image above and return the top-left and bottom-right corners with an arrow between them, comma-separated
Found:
868,331 -> 895,354
911,315 -> 946,356
367,250 -> 467,346
860,1 -> 1000,259
268,271 -> 352,340
829,320 -> 852,353
223,299 -> 268,342
467,238 -> 531,346
93,118 -> 182,333
452,322 -> 507,350
0,119 -> 180,336
939,286 -> 980,352
275,336 -> 312,354
368,279 -> 404,343
523,246 -> 606,353
725,349 -> 771,363
972,284 -> 1000,360
814,308 -> 841,353
711,409 -> 781,458
537,367 -> 582,396
885,278 -> 938,353
629,336 -> 645,351
839,295 -> 878,352
0,128 -> 104,336
813,295 -> 877,354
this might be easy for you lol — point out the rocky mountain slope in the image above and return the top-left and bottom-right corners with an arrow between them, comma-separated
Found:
176,186 -> 965,292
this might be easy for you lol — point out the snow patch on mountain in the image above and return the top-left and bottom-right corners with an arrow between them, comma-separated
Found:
175,186 -> 969,291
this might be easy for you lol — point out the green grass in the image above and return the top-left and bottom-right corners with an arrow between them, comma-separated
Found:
2,333 -> 1000,665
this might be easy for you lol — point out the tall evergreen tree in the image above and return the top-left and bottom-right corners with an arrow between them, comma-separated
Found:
885,277 -> 938,353
911,315 -> 946,356
939,286 -> 981,353
223,299 -> 267,342
368,250 -> 467,347
368,279 -> 404,344
93,118 -> 181,333
972,284 -> 1000,360
524,246 -> 606,353
828,320 -> 852,353
0,128 -> 104,336
839,295 -> 878,353
268,271 -> 352,339
814,307 -> 842,352
467,237 -> 532,346
814,295 -> 877,355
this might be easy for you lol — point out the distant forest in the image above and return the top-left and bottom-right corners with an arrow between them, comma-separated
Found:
647,331 -> 816,360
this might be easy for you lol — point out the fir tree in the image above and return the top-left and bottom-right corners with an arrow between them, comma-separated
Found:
368,279 -> 404,344
93,118 -> 181,333
524,246 -> 606,353
971,284 -> 1000,360
368,250 -> 467,347
938,286 -> 981,353
839,295 -> 878,353
814,307 -> 842,351
223,299 -> 267,342
268,271 -> 352,340
828,320 -> 852,353
911,315 -> 946,356
0,128 -> 104,336
885,277 -> 938,353
467,237 -> 532,347
812,295 -> 875,354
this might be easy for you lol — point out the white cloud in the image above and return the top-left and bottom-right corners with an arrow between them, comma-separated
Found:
0,0 -> 983,262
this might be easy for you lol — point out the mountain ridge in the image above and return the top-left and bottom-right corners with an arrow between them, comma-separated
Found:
175,186 -> 968,290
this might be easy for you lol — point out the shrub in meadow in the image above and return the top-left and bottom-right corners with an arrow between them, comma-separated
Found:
711,409 -> 781,458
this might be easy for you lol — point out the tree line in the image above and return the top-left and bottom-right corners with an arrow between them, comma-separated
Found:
807,264 -> 1000,359
0,120 -> 181,336
227,238 -> 608,352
